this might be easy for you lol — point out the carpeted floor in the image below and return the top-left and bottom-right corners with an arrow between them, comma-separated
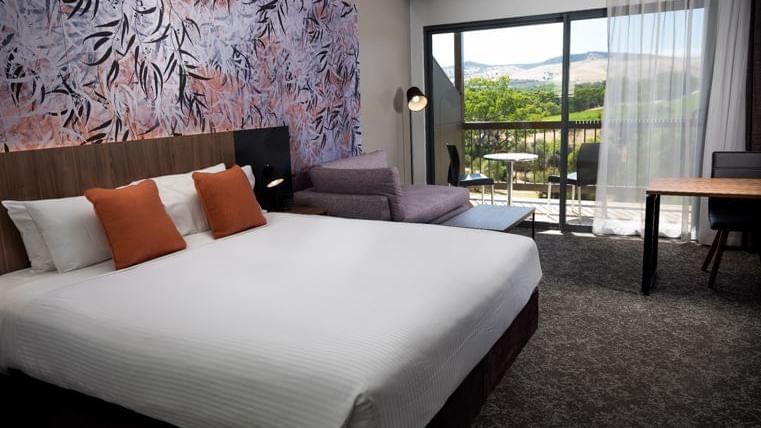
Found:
472,231 -> 761,427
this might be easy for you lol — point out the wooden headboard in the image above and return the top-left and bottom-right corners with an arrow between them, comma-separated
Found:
0,132 -> 235,275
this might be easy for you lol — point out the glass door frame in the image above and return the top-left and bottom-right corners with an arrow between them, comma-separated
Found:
423,8 -> 606,231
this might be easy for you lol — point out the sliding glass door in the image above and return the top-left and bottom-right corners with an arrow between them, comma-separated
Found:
425,10 -> 606,230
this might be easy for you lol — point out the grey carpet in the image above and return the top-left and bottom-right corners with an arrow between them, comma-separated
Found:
473,231 -> 761,427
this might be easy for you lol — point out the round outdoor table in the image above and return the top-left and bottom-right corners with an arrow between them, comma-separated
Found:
483,152 -> 539,206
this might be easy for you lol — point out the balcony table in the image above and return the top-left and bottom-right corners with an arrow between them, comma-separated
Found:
483,152 -> 539,205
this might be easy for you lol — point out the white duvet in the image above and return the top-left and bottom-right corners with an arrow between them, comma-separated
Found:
0,213 -> 541,428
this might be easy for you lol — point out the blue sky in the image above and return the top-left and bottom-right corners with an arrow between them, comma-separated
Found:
433,18 -> 608,67
433,9 -> 705,67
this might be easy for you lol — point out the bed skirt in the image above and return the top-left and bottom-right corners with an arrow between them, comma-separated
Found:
1,289 -> 538,427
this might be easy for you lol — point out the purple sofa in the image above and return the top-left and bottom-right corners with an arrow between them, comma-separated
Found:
294,151 -> 471,223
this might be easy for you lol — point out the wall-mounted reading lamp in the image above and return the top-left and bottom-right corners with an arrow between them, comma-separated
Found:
406,87 -> 428,185
262,164 -> 285,189
262,163 -> 285,210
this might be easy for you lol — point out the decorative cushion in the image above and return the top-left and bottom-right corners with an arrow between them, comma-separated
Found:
193,165 -> 267,239
318,150 -> 388,170
85,180 -> 187,270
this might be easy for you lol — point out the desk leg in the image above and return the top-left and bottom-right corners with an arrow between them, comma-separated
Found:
532,210 -> 536,240
652,194 -> 660,274
642,194 -> 660,295
507,161 -> 514,206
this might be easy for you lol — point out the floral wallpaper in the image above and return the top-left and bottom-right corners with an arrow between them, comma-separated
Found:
0,0 -> 361,178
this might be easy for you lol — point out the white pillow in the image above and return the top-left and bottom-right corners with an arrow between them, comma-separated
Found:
1,201 -> 56,272
131,164 -> 256,236
131,163 -> 226,236
241,165 -> 256,189
25,196 -> 111,273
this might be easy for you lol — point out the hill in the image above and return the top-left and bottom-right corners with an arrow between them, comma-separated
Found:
442,51 -> 608,86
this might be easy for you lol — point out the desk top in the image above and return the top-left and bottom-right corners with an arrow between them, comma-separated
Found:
484,153 -> 539,162
647,177 -> 761,198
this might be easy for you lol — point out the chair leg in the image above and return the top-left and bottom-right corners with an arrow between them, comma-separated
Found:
571,185 -> 576,215
547,183 -> 551,208
491,185 -> 495,205
578,186 -> 582,216
481,185 -> 485,204
701,231 -> 721,272
709,230 -> 729,289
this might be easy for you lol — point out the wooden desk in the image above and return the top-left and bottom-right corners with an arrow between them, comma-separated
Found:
642,178 -> 761,295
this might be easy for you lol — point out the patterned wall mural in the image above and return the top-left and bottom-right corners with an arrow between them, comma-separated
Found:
0,0 -> 361,179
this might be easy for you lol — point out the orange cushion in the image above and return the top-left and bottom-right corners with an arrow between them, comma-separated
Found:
193,165 -> 267,239
85,180 -> 187,269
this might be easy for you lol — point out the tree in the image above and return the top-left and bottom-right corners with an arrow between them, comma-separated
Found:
570,82 -> 605,113
463,76 -> 560,122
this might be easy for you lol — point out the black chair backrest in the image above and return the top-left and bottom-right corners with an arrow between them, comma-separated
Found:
447,145 -> 460,186
711,152 -> 761,178
576,143 -> 600,187
709,151 -> 761,218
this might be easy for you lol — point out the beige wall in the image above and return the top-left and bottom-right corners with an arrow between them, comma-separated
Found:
354,0 -> 412,182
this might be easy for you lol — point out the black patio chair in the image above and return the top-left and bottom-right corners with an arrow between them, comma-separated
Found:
547,143 -> 600,216
701,151 -> 761,288
447,145 -> 495,204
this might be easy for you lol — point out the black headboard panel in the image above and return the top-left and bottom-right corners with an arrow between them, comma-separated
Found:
233,127 -> 293,209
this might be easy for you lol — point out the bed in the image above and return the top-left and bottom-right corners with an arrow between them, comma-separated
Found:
0,131 -> 541,427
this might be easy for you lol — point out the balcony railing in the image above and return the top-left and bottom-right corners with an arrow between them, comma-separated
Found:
462,120 -> 601,192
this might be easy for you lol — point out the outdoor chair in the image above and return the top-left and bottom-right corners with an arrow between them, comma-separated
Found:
547,143 -> 600,216
447,145 -> 495,204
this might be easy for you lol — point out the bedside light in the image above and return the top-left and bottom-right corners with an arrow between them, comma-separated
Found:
267,178 -> 285,189
262,164 -> 284,189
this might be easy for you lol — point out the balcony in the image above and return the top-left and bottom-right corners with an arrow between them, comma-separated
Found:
460,120 -> 601,226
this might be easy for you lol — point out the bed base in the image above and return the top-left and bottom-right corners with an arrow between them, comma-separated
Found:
1,290 -> 538,427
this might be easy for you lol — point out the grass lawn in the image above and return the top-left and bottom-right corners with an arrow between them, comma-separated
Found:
542,107 -> 602,122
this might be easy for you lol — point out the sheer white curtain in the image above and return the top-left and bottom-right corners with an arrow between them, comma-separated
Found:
594,0 -> 708,239
695,0 -> 751,244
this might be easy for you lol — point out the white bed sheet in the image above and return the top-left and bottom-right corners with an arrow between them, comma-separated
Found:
0,213 -> 541,428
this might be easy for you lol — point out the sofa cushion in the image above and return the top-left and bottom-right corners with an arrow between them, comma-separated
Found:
398,185 -> 470,223
294,189 -> 393,221
309,167 -> 404,219
318,150 -> 388,170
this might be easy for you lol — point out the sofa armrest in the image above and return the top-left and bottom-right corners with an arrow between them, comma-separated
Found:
294,189 -> 392,221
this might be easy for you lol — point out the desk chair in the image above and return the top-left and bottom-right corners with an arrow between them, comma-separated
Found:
701,151 -> 761,288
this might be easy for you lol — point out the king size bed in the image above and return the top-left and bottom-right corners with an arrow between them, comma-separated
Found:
0,131 -> 541,428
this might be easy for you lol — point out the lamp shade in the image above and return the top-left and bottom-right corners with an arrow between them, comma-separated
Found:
406,87 -> 428,112
262,164 -> 285,189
